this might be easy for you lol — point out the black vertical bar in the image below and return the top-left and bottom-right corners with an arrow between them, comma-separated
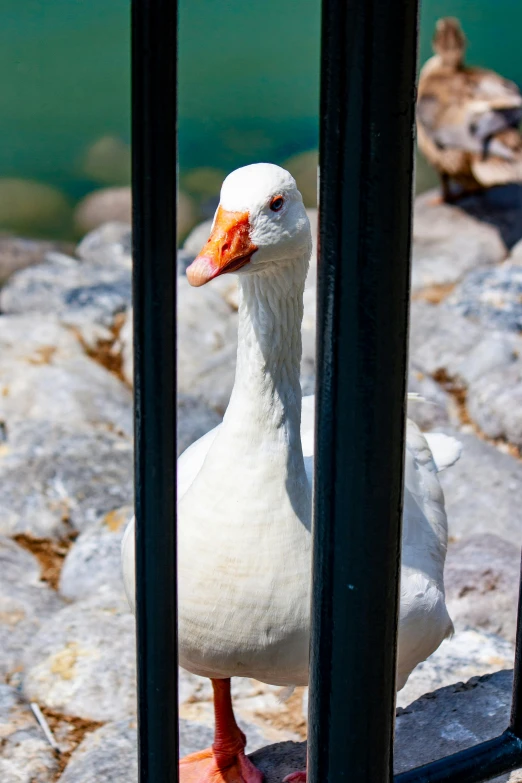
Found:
132,0 -> 178,781
510,553 -> 522,737
309,2 -> 419,783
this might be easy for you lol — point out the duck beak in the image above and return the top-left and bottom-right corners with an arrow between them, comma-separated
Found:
186,207 -> 257,287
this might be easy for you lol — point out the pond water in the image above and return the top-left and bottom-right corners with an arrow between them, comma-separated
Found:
1,0 -> 521,233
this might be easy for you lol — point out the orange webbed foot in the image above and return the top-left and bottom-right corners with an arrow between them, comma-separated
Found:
180,747 -> 264,783
426,194 -> 445,206
283,770 -> 307,783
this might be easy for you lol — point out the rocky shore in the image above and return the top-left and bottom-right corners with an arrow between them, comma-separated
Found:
1,188 -> 522,781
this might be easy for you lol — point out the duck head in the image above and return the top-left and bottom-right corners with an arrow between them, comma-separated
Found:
186,163 -> 311,287
432,17 -> 466,69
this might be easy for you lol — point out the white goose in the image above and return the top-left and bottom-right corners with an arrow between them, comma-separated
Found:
122,163 -> 461,783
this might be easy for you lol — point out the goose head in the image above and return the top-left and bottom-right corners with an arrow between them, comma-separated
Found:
186,163 -> 311,287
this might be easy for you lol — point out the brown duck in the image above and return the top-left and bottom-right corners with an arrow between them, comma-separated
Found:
417,17 -> 522,202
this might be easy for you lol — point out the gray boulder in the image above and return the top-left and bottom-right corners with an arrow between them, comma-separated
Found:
250,669 -> 515,782
0,537 -> 63,678
0,420 -> 133,538
23,587 -> 136,723
0,683 -> 60,782
448,258 -> 522,334
407,366 -> 454,430
444,535 -> 520,644
438,431 -> 522,545
76,221 -> 131,269
0,252 -> 132,329
467,361 -> 522,448
395,669 -> 514,775
177,394 -> 222,455
409,301 -> 485,380
0,236 -> 74,287
457,334 -> 518,388
411,191 -> 506,295
57,707 -> 287,782
59,507 -> 133,601
0,315 -> 132,437
57,718 -> 138,783
397,629 -> 515,709
57,716 -> 269,783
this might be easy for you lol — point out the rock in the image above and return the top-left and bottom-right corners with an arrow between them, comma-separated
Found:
0,178 -> 73,238
457,334 -> 518,387
409,301 -> 485,380
304,208 -> 318,283
511,237 -> 522,263
395,669 -> 514,774
438,431 -> 522,545
250,669 -> 515,782
178,248 -> 196,275
76,222 -> 132,269
448,257 -> 522,333
58,711 -> 282,782
0,315 -> 132,437
81,135 -> 131,186
0,420 -> 132,538
56,718 -> 227,783
178,190 -> 199,242
74,187 -> 132,236
0,254 -> 132,329
24,587 -> 136,722
0,237 -> 74,287
59,507 -> 133,600
0,537 -> 63,678
176,276 -> 238,413
467,361 -> 522,448
397,629 -> 515,709
411,191 -> 506,294
284,151 -> 318,208
407,366 -> 453,430
183,219 -> 213,256
444,535 -> 520,644
0,683 -> 60,781
58,719 -> 138,783
120,310 -> 133,386
177,394 -> 222,455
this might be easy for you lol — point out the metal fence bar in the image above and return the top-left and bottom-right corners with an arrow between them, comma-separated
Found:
132,0 -> 179,781
309,1 -> 419,782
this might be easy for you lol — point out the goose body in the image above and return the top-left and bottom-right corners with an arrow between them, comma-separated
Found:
122,163 -> 460,782
123,397 -> 457,690
417,17 -> 522,201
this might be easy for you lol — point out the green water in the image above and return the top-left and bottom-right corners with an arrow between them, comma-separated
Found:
1,0 -> 521,225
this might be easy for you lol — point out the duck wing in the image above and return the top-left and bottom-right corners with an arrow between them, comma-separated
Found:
418,66 -> 522,161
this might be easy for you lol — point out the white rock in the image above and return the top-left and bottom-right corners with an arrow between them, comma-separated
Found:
24,587 -> 136,722
59,507 -> 133,601
397,629 -> 515,708
412,191 -> 506,293
0,683 -> 60,782
0,537 -> 63,678
0,315 -> 132,437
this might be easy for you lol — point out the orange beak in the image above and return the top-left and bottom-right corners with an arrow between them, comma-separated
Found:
186,207 -> 258,287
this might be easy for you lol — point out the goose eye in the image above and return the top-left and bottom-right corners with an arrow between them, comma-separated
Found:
270,196 -> 284,212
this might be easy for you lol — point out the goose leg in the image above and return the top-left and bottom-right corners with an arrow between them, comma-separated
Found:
180,678 -> 264,783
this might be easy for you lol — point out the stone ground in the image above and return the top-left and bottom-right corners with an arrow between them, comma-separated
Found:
0,186 -> 522,780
